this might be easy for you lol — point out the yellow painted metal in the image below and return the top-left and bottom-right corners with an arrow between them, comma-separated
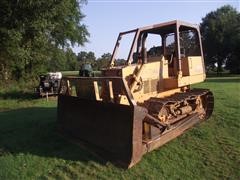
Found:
57,20 -> 214,168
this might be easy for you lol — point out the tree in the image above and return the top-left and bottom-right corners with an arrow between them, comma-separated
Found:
0,0 -> 89,80
86,51 -> 96,62
200,5 -> 240,74
95,53 -> 112,70
65,48 -> 78,71
225,13 -> 240,74
77,51 -> 96,62
77,51 -> 96,69
48,48 -> 67,72
77,51 -> 88,63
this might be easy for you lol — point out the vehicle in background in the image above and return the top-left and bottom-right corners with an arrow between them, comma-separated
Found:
36,72 -> 62,97
79,63 -> 94,77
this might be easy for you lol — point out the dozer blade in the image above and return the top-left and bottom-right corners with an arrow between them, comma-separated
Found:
57,77 -> 214,168
57,77 -> 147,168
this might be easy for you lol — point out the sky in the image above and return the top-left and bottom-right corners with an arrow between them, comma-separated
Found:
73,0 -> 240,58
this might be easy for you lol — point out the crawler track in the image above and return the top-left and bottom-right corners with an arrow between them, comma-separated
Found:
143,89 -> 214,140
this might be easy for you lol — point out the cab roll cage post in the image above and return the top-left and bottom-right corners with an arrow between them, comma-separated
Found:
110,34 -> 121,67
141,33 -> 148,64
127,29 -> 139,65
175,22 -> 182,77
110,29 -> 139,67
197,26 -> 206,75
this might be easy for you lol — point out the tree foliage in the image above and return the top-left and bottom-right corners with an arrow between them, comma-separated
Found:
77,51 -> 96,62
200,5 -> 240,74
77,51 -> 96,69
77,51 -> 111,70
95,53 -> 111,70
0,0 -> 89,80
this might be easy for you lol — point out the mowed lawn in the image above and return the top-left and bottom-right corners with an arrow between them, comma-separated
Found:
0,76 -> 239,179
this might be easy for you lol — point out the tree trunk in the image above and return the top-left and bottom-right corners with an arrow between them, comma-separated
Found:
1,63 -> 9,80
217,61 -> 223,76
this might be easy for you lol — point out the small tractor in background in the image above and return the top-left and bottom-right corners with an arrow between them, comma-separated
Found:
57,20 -> 214,168
36,72 -> 62,97
79,63 -> 94,77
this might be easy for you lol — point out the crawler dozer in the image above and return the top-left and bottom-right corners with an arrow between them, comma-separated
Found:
57,20 -> 214,168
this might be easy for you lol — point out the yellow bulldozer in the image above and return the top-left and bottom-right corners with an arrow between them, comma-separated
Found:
57,20 -> 214,168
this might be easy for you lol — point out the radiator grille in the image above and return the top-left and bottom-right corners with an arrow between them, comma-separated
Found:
143,79 -> 159,93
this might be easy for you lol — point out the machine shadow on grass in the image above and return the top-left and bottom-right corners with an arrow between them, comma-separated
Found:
0,91 -> 37,100
0,107 -> 107,166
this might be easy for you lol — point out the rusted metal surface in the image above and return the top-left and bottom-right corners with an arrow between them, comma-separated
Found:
143,89 -> 214,140
57,95 -> 147,168
57,85 -> 213,167
142,89 -> 214,153
143,113 -> 201,153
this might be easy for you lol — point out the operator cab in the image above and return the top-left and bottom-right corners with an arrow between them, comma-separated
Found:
108,20 -> 205,93
132,24 -> 202,78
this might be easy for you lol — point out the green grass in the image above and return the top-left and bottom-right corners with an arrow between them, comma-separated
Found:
61,70 -> 102,77
61,71 -> 79,76
0,76 -> 240,179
